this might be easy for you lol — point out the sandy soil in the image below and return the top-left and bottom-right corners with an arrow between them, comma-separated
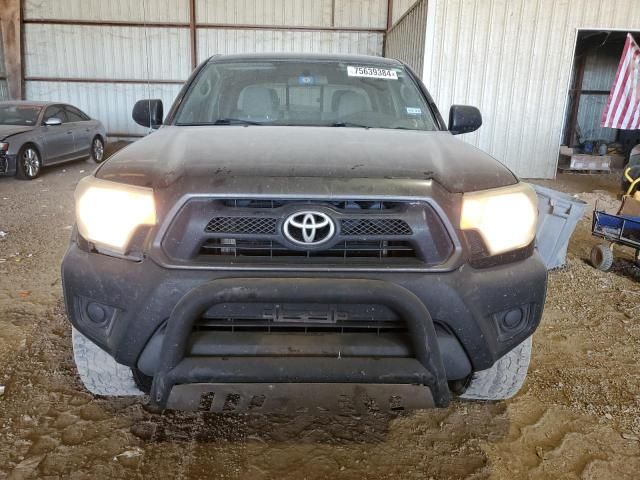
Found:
0,159 -> 639,479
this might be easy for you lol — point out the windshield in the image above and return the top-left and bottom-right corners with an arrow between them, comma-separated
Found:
0,104 -> 41,126
175,60 -> 439,131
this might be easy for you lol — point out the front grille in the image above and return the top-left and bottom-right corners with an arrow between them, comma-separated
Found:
162,197 -> 454,268
0,157 -> 7,174
200,238 -> 416,259
205,216 -> 277,234
204,216 -> 412,237
341,218 -> 412,236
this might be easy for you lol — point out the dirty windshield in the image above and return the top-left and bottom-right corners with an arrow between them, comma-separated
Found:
0,104 -> 41,126
176,60 -> 438,131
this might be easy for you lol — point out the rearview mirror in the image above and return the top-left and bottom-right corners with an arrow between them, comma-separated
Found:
132,99 -> 163,129
448,105 -> 482,135
44,117 -> 62,126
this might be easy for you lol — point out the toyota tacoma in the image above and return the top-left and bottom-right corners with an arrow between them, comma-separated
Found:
62,54 -> 547,413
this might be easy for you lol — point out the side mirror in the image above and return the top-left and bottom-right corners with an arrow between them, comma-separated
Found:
448,105 -> 482,135
132,99 -> 163,129
44,117 -> 62,126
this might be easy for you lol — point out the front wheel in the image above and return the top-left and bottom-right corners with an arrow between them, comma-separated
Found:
460,336 -> 532,401
90,136 -> 105,163
16,145 -> 42,180
72,327 -> 143,396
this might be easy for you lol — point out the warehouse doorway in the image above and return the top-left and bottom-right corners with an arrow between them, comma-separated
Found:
561,29 -> 640,173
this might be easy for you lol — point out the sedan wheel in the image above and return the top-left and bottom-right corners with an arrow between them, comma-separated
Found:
92,137 -> 105,163
19,146 -> 41,180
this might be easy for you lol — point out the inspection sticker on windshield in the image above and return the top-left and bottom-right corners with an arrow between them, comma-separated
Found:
347,66 -> 398,80
406,107 -> 422,115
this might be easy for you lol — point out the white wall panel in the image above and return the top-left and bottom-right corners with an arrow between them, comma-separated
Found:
24,24 -> 191,80
391,0 -> 418,25
197,29 -> 383,60
423,0 -> 640,178
25,81 -> 182,135
333,0 -> 387,29
196,0 -> 332,26
23,0 -> 189,23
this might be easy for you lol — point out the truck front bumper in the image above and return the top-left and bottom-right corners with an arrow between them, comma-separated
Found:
62,243 -> 547,410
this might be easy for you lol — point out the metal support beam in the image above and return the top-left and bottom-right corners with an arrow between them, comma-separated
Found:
22,18 -> 385,34
0,0 -> 22,99
566,53 -> 587,146
189,0 -> 197,70
25,76 -> 184,85
386,0 -> 394,31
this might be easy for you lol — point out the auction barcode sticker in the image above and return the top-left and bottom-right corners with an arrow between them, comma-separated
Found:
347,66 -> 398,80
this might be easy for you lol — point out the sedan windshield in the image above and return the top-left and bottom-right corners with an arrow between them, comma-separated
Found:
176,60 -> 439,131
0,104 -> 41,126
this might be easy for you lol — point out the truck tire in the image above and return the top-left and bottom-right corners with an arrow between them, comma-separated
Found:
460,336 -> 532,401
72,327 -> 144,396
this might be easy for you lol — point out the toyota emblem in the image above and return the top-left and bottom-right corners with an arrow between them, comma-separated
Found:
283,211 -> 336,246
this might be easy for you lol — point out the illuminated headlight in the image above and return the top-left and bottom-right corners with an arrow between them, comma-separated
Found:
460,182 -> 537,256
75,176 -> 156,254
0,142 -> 8,152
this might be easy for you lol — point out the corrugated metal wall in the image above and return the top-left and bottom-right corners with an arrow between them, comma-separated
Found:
24,25 -> 191,80
391,0 -> 418,25
196,30 -> 382,59
22,0 -> 387,136
384,0 -> 427,75
194,0 -> 385,61
24,0 -> 190,22
422,0 -> 640,179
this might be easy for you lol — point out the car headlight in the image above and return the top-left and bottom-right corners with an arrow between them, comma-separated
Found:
460,182 -> 537,256
0,142 -> 8,152
75,176 -> 156,254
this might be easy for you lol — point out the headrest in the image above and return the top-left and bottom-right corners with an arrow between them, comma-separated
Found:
337,91 -> 367,118
240,86 -> 279,120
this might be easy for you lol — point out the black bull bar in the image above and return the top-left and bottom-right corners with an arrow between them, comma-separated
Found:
150,278 -> 452,411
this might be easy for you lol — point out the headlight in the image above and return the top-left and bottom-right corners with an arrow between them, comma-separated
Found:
75,176 -> 156,254
0,142 -> 8,152
460,182 -> 537,256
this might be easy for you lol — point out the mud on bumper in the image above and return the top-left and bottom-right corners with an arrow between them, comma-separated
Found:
62,243 -> 547,411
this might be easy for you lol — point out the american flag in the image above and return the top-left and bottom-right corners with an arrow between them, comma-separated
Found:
601,33 -> 640,130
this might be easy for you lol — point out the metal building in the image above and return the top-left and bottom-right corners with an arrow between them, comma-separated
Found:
3,0 -> 640,178
386,0 -> 640,178
13,0 -> 415,137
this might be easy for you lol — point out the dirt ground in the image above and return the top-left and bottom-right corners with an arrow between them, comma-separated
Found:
0,149 -> 639,479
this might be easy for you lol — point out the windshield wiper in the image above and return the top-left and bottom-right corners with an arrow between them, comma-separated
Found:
212,118 -> 264,125
330,122 -> 371,129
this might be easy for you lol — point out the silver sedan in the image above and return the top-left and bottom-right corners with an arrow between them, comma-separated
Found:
0,101 -> 107,180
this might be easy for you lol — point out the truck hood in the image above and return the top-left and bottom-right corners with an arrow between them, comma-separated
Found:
0,125 -> 34,140
97,126 -> 517,193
